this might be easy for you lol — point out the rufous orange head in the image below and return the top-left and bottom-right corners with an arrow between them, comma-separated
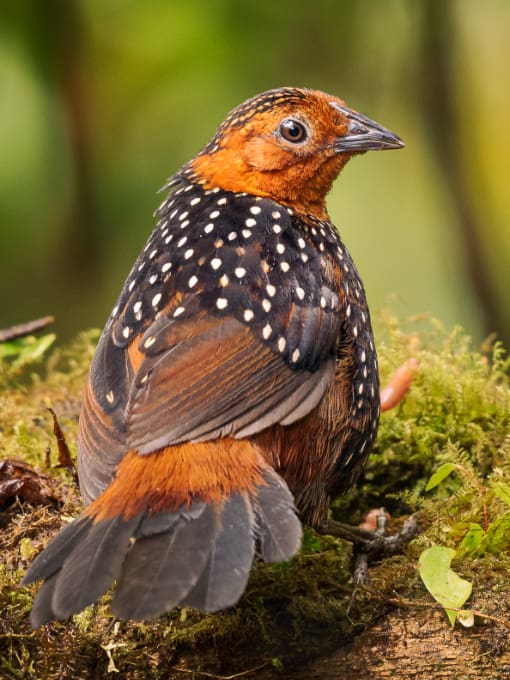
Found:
185,87 -> 403,219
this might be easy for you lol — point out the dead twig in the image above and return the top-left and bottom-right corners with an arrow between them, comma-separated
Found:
48,408 -> 78,485
0,316 -> 55,343
173,663 -> 268,678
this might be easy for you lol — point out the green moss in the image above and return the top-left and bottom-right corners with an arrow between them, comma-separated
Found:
0,316 -> 509,678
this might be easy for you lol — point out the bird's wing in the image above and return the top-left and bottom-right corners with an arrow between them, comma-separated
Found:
78,185 -> 344,502
78,293 -> 339,502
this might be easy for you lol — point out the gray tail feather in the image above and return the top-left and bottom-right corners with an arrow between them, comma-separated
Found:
21,469 -> 302,626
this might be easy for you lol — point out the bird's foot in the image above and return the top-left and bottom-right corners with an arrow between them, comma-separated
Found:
317,512 -> 421,585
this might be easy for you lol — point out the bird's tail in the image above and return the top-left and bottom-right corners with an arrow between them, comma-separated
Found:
22,439 -> 302,627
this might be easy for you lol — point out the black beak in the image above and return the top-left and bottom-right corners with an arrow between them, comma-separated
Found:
330,102 -> 404,152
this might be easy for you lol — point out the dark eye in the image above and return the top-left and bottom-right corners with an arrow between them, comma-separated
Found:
279,118 -> 307,143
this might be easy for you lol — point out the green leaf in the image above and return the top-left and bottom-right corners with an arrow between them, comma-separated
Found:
457,523 -> 484,557
493,483 -> 510,508
0,334 -> 56,376
419,546 -> 472,626
478,511 -> 510,554
425,463 -> 458,491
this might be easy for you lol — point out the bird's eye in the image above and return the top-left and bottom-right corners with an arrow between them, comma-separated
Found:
278,118 -> 308,143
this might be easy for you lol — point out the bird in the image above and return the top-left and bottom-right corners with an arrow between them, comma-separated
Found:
22,87 -> 404,626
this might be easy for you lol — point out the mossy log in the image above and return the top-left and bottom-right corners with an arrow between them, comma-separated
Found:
1,315 -> 509,679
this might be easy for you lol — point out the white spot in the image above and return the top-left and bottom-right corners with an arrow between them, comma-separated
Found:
320,296 -> 326,308
262,299 -> 271,312
211,257 -> 222,270
319,242 -> 325,252
179,211 -> 189,221
292,348 -> 300,363
261,259 -> 270,273
295,287 -> 305,300
212,187 -> 220,193
219,274 -> 229,287
161,228 -> 169,238
144,336 -> 156,349
149,274 -> 158,285
298,238 -> 306,249
122,326 -> 131,338
177,236 -> 187,247
184,248 -> 194,259
361,350 -> 366,363
243,309 -> 254,322
245,218 -> 256,228
106,390 -> 114,404
280,261 -> 290,272
278,337 -> 286,352
216,297 -> 228,310
346,304 -> 351,318
311,228 -> 317,236
262,323 -> 272,339
190,197 -> 201,206
301,253 -> 309,263
353,325 -> 358,338
112,305 -> 119,316
235,267 -> 246,278
276,243 -> 285,254
217,197 -> 228,205
204,223 -> 214,234
169,209 -> 178,220
188,275 -> 198,288
272,224 -> 282,234
357,399 -> 363,409
149,249 -> 158,259
272,211 -> 281,219
287,207 -> 294,215
228,231 -> 237,241
133,301 -> 142,320
343,452 -> 355,466
128,280 -> 136,292
358,384 -> 364,395
152,293 -> 162,308
180,220 -> 190,229
161,262 -> 172,273
250,205 -> 262,215
242,229 -> 252,239
210,210 -> 220,219
165,235 -> 173,244
214,239 -> 224,248
361,311 -> 367,323
266,284 -> 276,297
363,366 -> 368,378
337,246 -> 344,260
173,306 -> 185,317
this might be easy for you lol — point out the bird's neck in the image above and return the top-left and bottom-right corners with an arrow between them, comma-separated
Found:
184,151 -> 348,221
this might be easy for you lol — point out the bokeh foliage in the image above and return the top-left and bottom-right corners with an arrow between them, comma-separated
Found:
1,0 -> 509,346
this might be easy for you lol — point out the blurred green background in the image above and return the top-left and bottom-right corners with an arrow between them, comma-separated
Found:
1,0 -> 509,347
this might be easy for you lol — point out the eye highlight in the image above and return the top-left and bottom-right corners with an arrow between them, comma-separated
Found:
278,118 -> 308,144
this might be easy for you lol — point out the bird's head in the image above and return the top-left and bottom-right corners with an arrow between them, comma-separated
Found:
185,87 -> 404,219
